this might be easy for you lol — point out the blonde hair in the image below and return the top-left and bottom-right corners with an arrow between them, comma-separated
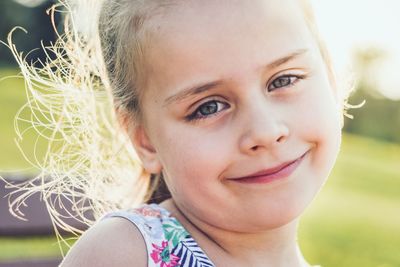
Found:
2,0 -> 352,252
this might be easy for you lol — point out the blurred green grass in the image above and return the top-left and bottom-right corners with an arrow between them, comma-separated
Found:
0,68 -> 399,266
299,134 -> 400,267
0,68 -> 47,173
0,237 -> 73,261
0,68 -> 28,170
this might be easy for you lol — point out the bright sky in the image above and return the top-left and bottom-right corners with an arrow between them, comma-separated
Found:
311,0 -> 400,100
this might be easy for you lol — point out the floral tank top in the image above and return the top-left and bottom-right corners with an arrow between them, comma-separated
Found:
102,203 -> 215,267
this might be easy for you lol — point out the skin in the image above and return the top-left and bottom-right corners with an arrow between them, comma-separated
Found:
62,0 -> 343,266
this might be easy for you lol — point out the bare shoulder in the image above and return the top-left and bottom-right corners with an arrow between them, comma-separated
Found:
60,217 -> 147,267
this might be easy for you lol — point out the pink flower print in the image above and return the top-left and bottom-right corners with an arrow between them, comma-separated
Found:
137,206 -> 162,218
150,241 -> 180,267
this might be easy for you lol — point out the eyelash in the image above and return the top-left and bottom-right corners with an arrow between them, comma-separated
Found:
185,73 -> 306,122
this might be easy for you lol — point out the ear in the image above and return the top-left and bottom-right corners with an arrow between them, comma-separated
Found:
129,125 -> 163,174
117,108 -> 163,174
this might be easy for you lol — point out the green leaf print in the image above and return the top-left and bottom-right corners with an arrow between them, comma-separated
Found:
163,218 -> 190,247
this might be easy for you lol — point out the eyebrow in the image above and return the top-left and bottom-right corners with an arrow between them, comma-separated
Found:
163,48 -> 308,106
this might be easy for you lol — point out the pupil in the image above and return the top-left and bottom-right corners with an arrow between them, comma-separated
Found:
200,101 -> 218,115
274,76 -> 290,88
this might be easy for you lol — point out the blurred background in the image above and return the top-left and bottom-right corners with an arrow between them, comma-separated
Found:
0,0 -> 399,266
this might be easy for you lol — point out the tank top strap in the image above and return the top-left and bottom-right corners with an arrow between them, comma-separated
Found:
102,203 -> 215,267
101,205 -> 164,267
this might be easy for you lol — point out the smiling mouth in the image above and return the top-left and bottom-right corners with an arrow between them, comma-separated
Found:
227,150 -> 309,184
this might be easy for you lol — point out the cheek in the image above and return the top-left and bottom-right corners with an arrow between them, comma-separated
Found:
293,78 -> 342,173
156,124 -> 233,195
159,130 -> 237,224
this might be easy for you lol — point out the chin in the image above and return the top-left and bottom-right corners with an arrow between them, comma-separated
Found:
276,189 -> 320,226
231,196 -> 311,232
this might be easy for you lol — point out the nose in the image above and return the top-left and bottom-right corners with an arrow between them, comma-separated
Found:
238,101 -> 289,155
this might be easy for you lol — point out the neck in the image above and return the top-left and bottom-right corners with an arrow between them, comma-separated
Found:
161,199 -> 310,267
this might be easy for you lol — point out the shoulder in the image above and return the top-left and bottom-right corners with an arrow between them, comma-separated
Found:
60,216 -> 147,267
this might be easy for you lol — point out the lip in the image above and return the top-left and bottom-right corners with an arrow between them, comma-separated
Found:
227,150 -> 309,184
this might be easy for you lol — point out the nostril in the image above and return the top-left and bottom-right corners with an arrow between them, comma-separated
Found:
249,136 -> 286,151
240,124 -> 289,154
276,135 -> 285,143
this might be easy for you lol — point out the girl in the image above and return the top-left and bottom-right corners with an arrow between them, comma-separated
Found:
6,0 -> 350,266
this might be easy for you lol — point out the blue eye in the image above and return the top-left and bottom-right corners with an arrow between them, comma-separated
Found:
268,75 -> 302,91
186,100 -> 229,121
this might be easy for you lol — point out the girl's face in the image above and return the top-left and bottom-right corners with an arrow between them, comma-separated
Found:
134,0 -> 342,231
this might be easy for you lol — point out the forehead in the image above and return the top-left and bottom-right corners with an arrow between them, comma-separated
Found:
143,0 -> 315,99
